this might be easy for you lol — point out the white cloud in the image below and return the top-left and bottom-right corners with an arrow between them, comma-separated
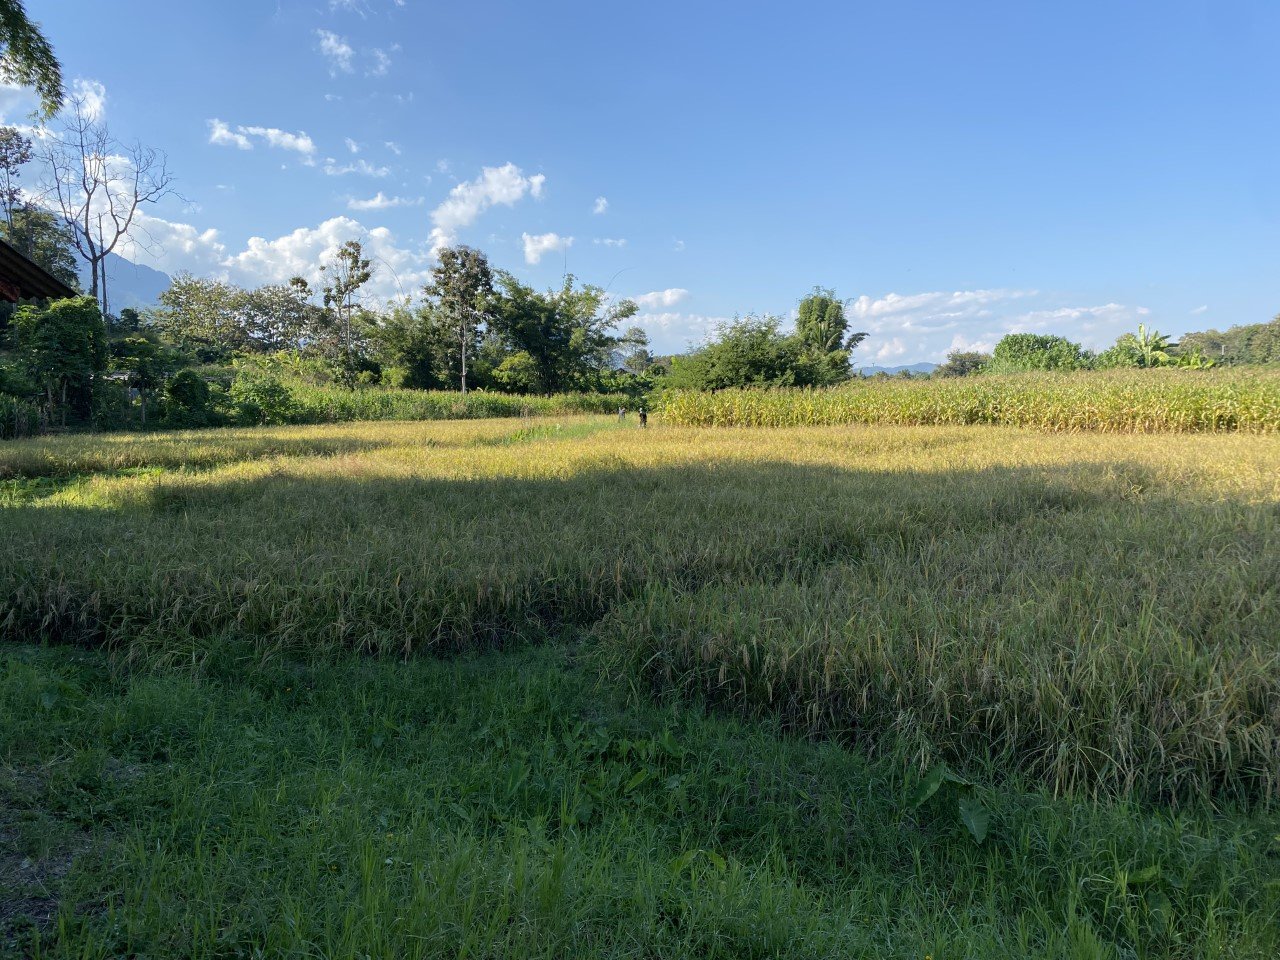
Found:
71,78 -> 107,121
208,120 -> 315,157
384,140 -> 402,155
208,119 -> 251,150
673,239 -> 685,252
1190,304 -> 1209,315
427,162 -> 545,252
0,82 -> 36,123
316,30 -> 355,74
633,311 -> 727,353
521,231 -> 572,265
594,238 -> 626,248
592,196 -> 608,215
873,337 -> 907,361
347,191 -> 423,210
368,48 -> 393,77
631,288 -> 689,309
846,289 -> 1150,364
226,216 -> 429,300
323,157 -> 391,177
345,137 -> 361,154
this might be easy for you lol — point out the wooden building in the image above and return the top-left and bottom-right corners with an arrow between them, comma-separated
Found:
0,237 -> 77,303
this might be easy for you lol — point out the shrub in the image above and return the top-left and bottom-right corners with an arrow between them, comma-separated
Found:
163,370 -> 215,427
230,371 -> 297,425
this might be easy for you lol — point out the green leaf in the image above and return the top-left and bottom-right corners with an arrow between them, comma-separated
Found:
909,763 -> 966,808
668,849 -> 698,876
1128,865 -> 1162,887
957,797 -> 990,844
624,768 -> 651,794
705,850 -> 727,873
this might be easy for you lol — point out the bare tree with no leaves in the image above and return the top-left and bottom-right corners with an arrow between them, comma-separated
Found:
39,88 -> 175,321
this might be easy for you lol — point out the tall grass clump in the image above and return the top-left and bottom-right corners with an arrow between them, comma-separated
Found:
0,393 -> 42,440
659,369 -> 1280,432
284,384 -> 630,424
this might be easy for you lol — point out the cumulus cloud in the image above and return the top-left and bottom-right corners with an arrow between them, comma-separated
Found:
427,162 -> 545,252
846,289 -> 1151,364
631,288 -> 689,309
633,311 -> 728,354
316,30 -> 355,74
521,231 -> 572,265
71,78 -> 107,121
114,210 -> 429,303
592,196 -> 608,215
347,191 -> 423,210
208,120 -> 315,157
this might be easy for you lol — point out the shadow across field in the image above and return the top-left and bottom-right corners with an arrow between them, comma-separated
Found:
1,455 -> 1276,801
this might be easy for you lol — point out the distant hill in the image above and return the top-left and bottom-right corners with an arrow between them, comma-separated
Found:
79,252 -> 172,313
855,362 -> 938,376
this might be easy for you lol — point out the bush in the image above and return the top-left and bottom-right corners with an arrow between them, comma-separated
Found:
230,371 -> 298,426
163,370 -> 215,428
989,333 -> 1090,372
0,393 -> 41,440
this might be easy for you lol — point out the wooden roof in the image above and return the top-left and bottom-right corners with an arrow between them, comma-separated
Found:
0,237 -> 78,303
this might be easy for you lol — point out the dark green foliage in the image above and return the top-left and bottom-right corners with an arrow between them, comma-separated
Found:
667,315 -> 825,389
990,333 -> 1091,372
935,350 -> 990,377
1179,315 -> 1280,366
794,287 -> 866,385
9,296 -> 105,423
229,369 -> 297,426
423,245 -> 494,393
0,205 -> 80,290
488,273 -> 638,393
162,370 -> 213,427
0,0 -> 62,117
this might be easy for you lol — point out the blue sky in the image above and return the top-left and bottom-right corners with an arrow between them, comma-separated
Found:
6,0 -> 1279,361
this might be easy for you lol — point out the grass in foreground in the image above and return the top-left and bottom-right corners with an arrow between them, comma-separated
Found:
3,643 -> 1277,959
1,416 -> 1278,956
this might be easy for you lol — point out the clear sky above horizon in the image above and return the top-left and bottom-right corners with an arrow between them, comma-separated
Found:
6,0 -> 1279,362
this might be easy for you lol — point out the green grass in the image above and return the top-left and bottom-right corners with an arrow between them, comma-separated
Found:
658,369 -> 1280,432
2,416 -> 1278,956
280,383 -> 631,424
3,644 -> 1277,959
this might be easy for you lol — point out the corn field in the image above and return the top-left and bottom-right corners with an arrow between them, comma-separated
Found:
658,369 -> 1280,432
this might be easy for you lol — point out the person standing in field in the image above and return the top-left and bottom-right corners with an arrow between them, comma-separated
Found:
618,406 -> 626,421
639,407 -> 647,428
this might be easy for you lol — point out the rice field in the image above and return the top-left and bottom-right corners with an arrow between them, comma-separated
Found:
2,415 -> 1278,956
658,369 -> 1280,432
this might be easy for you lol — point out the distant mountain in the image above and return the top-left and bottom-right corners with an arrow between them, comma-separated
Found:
78,252 -> 172,313
855,362 -> 938,376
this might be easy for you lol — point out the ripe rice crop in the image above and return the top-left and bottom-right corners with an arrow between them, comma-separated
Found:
1,417 -> 1277,801
658,369 -> 1280,432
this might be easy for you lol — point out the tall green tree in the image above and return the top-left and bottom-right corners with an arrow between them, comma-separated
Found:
794,287 -> 867,385
0,124 -> 31,227
321,240 -> 373,386
0,0 -> 62,118
424,245 -> 494,394
10,295 -> 105,423
488,273 -> 637,393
